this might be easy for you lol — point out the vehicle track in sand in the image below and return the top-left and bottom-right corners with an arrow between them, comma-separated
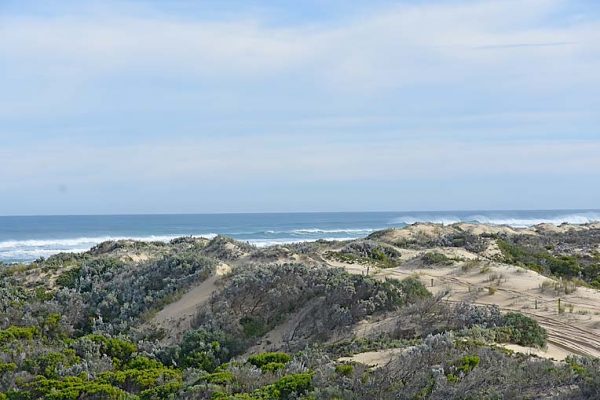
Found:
327,255 -> 600,360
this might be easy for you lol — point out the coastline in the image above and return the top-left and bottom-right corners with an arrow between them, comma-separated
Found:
3,219 -> 600,265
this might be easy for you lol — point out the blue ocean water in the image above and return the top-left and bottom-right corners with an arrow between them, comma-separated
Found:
1,210 -> 599,263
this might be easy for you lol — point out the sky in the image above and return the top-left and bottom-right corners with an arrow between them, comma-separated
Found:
1,0 -> 599,215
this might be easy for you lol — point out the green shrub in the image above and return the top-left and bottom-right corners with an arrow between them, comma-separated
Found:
397,276 -> 432,303
335,364 -> 354,376
83,334 -> 137,362
207,371 -> 235,384
422,252 -> 453,266
24,350 -> 80,379
0,326 -> 40,345
126,356 -> 163,370
240,316 -> 267,338
99,366 -> 182,393
250,373 -> 313,399
497,239 -> 581,278
247,352 -> 291,368
139,380 -> 182,400
502,312 -> 547,348
177,329 -> 232,372
55,267 -> 81,288
26,376 -> 128,400
456,355 -> 480,374
0,362 -> 17,374
261,362 -> 286,373
272,373 -> 313,398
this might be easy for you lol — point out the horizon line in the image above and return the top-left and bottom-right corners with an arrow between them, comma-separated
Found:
2,208 -> 600,218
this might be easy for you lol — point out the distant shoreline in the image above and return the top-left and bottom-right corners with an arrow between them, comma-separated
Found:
3,219 -> 600,265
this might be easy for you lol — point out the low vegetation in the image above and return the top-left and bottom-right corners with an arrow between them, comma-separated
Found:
497,238 -> 600,287
0,226 -> 599,398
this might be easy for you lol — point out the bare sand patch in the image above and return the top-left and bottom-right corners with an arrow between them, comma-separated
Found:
326,251 -> 600,359
150,263 -> 230,344
338,348 -> 407,368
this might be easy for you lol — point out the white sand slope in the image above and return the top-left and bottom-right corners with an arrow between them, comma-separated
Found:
151,263 -> 231,343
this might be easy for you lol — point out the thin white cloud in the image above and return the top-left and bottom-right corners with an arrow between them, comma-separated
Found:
2,137 -> 599,189
1,0 -> 598,91
1,0 -> 599,214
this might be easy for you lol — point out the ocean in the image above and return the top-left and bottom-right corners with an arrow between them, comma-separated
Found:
1,210 -> 599,263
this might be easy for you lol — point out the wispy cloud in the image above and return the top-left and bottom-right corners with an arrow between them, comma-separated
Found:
473,41 -> 576,49
3,137 -> 599,186
1,0 -> 599,89
1,0 -> 599,213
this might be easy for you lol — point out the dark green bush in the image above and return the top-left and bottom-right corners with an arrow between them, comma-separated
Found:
247,352 -> 291,368
55,267 -> 81,289
502,312 -> 547,348
498,239 -> 582,278
240,316 -> 267,338
207,371 -> 235,385
0,326 -> 40,345
456,354 -> 480,374
335,364 -> 354,376
176,329 -> 232,372
422,252 -> 453,266
83,334 -> 137,362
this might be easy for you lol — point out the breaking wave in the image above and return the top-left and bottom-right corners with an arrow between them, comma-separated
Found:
389,212 -> 600,228
0,234 -> 218,263
2,211 -> 598,263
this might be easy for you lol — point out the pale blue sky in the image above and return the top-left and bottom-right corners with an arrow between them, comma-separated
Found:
1,0 -> 599,215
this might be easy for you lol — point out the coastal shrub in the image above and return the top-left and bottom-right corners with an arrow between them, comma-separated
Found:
334,364 -> 354,376
422,252 -> 453,266
55,267 -> 82,289
193,264 -> 428,353
207,371 -> 235,385
396,276 -> 431,303
174,328 -> 233,372
248,353 -> 291,369
24,349 -> 80,378
249,372 -> 314,399
498,239 -> 582,278
26,376 -> 129,400
2,231 -> 596,399
98,366 -> 182,394
202,235 -> 255,260
501,312 -> 547,348
240,316 -> 268,338
0,325 -> 40,345
84,334 -> 137,362
55,251 -> 216,333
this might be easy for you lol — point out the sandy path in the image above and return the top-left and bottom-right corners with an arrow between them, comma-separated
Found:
153,274 -> 219,326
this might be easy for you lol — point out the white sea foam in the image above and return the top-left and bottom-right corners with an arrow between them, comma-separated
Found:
289,228 -> 376,234
248,237 -> 356,247
389,212 -> 600,228
0,234 -> 218,262
1,248 -> 92,260
3,212 -> 598,263
0,234 -> 358,262
253,228 -> 376,235
0,234 -> 218,250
